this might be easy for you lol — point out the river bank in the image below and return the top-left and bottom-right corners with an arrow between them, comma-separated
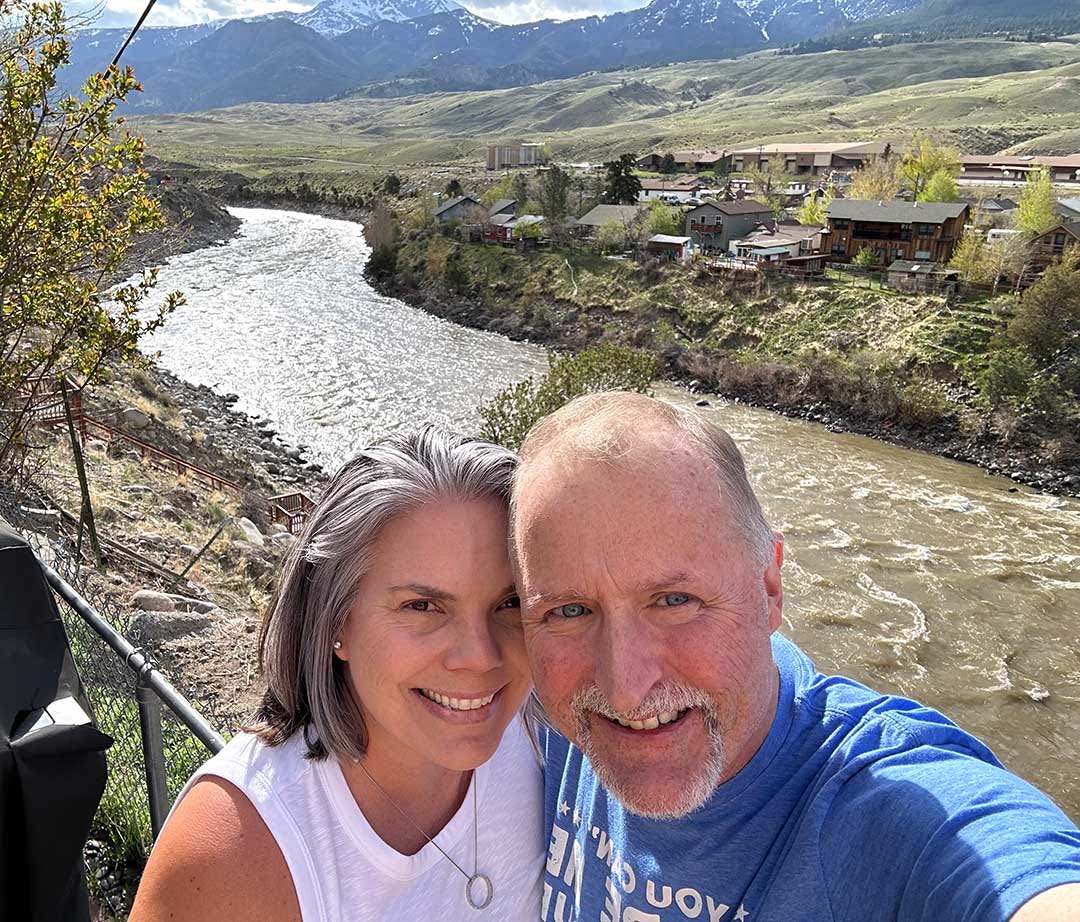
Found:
363,231 -> 1079,497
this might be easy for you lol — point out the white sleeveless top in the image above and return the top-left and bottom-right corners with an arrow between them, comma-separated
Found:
170,720 -> 544,921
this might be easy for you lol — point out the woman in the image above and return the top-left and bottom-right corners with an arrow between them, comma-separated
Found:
131,427 -> 542,921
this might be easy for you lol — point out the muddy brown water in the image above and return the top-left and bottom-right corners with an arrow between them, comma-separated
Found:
142,208 -> 1080,821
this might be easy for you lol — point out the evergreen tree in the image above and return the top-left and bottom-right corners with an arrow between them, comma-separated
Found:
444,178 -> 463,198
603,154 -> 643,205
659,153 -> 677,175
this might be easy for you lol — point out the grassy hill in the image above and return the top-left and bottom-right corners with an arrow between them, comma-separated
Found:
131,37 -> 1080,171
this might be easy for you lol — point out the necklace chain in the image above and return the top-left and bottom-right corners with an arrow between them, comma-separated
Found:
356,761 -> 491,909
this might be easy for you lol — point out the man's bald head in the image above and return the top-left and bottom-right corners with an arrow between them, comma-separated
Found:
510,391 -> 775,565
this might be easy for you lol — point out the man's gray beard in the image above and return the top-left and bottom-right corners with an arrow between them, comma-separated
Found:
569,683 -> 726,820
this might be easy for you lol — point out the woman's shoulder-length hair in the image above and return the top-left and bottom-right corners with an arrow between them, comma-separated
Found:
249,425 -> 517,761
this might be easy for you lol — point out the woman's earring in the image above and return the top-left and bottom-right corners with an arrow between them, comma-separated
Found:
333,640 -> 342,650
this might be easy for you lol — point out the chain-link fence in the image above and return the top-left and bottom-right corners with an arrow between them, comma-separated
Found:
1,483 -> 239,919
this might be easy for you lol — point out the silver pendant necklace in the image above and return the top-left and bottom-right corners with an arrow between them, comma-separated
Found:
357,762 -> 493,910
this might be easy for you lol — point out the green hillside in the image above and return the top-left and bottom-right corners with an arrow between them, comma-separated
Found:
132,37 -> 1080,171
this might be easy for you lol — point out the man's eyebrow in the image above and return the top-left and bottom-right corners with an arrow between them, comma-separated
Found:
636,571 -> 695,593
387,583 -> 456,601
524,588 -> 590,607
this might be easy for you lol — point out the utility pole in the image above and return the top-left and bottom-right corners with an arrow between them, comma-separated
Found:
62,379 -> 104,572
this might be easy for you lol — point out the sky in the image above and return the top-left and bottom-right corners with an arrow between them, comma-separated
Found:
67,0 -> 644,29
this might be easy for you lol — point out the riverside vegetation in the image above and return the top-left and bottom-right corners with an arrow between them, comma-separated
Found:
368,225 -> 1080,495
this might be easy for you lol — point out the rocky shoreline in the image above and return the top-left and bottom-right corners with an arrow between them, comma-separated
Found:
378,281 -> 1080,498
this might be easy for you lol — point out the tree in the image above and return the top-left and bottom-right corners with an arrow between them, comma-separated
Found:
848,157 -> 902,201
596,219 -> 630,254
512,173 -> 530,209
852,246 -> 877,268
644,201 -> 682,237
743,160 -> 790,218
796,187 -> 833,226
538,165 -> 572,224
900,133 -> 960,199
444,178 -> 463,198
603,154 -> 643,205
917,169 -> 959,203
1015,166 -> 1058,235
659,153 -> 677,175
478,345 -> 657,450
363,202 -> 398,281
383,173 -> 402,195
481,175 -> 514,206
0,0 -> 181,472
1007,246 -> 1080,361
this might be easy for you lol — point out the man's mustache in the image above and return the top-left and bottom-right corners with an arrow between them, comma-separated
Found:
569,682 -> 719,726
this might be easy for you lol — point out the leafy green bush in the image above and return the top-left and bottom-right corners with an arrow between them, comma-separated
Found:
478,345 -> 656,450
980,346 -> 1036,408
852,247 -> 878,268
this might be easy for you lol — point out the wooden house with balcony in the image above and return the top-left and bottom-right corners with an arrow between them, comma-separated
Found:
685,200 -> 773,253
822,200 -> 969,265
1029,221 -> 1080,270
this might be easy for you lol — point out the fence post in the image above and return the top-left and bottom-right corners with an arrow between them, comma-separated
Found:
136,678 -> 170,839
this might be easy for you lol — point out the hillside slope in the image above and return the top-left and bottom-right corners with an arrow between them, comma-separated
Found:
131,38 -> 1080,167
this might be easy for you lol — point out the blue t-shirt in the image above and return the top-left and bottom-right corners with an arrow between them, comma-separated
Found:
541,634 -> 1080,922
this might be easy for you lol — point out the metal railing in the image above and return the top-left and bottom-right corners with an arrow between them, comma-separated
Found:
1,487 -> 238,915
41,560 -> 225,836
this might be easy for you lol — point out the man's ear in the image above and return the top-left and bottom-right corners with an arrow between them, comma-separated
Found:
764,531 -> 784,632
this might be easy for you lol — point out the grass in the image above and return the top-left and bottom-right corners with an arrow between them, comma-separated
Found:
131,37 -> 1080,173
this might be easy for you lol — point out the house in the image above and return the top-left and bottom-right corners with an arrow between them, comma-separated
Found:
435,195 -> 483,224
486,142 -> 546,171
1029,221 -> 1080,269
488,198 -> 517,219
960,154 -> 1080,185
637,150 -> 731,173
638,176 -> 706,203
574,203 -> 647,238
886,260 -> 959,295
967,198 -> 1018,229
822,200 -> 970,264
685,200 -> 774,252
482,213 -> 545,246
1056,198 -> 1080,221
730,223 -> 823,261
645,235 -> 692,263
731,142 -> 888,177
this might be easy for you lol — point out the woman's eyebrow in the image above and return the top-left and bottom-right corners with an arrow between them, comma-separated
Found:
388,583 -> 456,601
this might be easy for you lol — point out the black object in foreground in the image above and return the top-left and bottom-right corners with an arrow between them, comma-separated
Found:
0,520 -> 112,922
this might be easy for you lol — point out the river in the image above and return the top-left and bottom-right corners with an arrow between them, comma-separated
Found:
142,207 -> 1080,821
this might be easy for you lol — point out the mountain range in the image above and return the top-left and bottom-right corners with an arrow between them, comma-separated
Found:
66,0 -> 1076,113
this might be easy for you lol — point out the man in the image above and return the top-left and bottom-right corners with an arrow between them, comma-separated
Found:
511,392 -> 1080,922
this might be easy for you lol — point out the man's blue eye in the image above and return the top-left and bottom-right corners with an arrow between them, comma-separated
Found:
659,593 -> 691,607
553,603 -> 590,619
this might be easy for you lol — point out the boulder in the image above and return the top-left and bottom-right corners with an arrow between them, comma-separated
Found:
132,588 -> 218,615
131,589 -> 176,612
121,407 -> 151,430
270,531 -> 296,548
131,610 -> 214,643
122,484 -> 153,495
233,516 -> 265,547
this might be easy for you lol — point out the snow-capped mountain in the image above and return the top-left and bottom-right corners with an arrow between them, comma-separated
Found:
294,0 -> 464,34
732,0 -> 918,42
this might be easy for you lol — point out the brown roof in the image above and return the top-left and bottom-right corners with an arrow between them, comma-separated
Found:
731,142 -> 887,156
1034,221 -> 1080,241
691,200 -> 773,216
639,177 -> 704,191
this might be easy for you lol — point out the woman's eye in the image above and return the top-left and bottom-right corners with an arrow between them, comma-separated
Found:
498,595 -> 521,610
405,600 -> 436,612
552,603 -> 591,619
658,592 -> 691,607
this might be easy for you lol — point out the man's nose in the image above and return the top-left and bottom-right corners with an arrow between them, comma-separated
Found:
595,612 -> 664,715
444,614 -> 503,673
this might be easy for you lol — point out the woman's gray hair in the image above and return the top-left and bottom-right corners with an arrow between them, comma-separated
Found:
251,425 -> 518,761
